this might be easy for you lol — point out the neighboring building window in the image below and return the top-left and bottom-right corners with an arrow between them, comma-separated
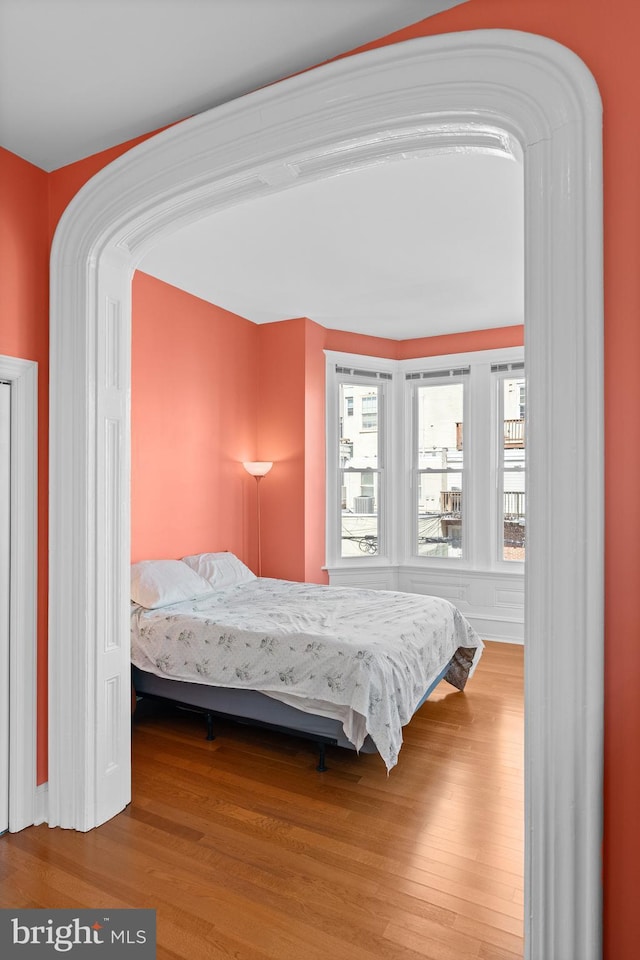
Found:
361,393 -> 378,431
518,382 -> 526,420
345,396 -> 354,416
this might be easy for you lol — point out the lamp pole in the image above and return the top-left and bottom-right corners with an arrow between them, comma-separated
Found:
255,474 -> 265,577
242,461 -> 273,576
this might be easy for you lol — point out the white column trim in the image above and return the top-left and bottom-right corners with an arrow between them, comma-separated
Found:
0,356 -> 38,832
48,30 -> 603,959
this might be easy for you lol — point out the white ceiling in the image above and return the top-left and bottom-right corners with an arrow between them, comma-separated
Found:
1,0 -> 524,340
141,150 -> 524,340
0,0 -> 465,171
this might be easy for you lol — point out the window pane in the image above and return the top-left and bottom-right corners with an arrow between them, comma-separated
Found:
416,381 -> 464,558
502,377 -> 525,561
341,470 -> 379,556
339,384 -> 379,468
417,471 -> 463,558
417,382 -> 464,468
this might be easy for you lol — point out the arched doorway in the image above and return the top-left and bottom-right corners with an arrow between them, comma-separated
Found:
48,30 -> 603,959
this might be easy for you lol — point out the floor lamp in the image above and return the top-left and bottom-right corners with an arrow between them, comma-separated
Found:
243,461 -> 273,576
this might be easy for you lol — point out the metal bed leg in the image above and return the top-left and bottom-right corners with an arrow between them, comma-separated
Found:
316,743 -> 327,772
205,712 -> 216,741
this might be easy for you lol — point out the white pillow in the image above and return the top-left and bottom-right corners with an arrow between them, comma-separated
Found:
182,551 -> 256,589
131,559 -> 215,609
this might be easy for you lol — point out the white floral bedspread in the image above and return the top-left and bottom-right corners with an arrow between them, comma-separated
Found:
130,578 -> 483,770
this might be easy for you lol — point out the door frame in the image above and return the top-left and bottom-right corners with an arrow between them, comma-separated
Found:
48,31 -> 603,959
0,356 -> 38,832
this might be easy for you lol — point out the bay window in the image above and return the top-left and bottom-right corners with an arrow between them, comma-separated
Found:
326,348 -> 525,572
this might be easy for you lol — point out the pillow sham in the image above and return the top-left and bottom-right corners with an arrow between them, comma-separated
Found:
131,559 -> 215,609
181,551 -> 256,589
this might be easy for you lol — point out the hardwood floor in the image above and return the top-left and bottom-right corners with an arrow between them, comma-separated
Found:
0,641 -> 524,960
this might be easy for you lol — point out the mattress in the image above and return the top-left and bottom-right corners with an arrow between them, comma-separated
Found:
131,577 -> 483,770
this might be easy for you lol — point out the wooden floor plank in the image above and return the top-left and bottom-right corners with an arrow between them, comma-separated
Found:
0,640 -> 524,959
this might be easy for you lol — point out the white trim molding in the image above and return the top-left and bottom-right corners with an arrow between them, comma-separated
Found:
329,564 -> 525,644
397,566 -> 525,644
0,355 -> 38,832
48,31 -> 603,960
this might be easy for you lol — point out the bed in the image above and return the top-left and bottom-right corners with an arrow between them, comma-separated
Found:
130,553 -> 484,771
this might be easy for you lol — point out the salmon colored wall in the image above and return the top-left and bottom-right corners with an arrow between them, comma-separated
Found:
303,319 -> 328,583
256,319 -> 307,581
342,4 -> 639,956
0,148 -> 49,784
131,272 -> 259,565
322,327 -> 403,360
397,324 -> 524,360
322,323 -> 523,360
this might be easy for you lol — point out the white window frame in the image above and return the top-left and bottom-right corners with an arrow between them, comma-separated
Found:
325,352 -> 395,567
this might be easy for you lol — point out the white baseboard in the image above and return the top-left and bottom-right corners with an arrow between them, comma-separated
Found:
475,632 -> 524,646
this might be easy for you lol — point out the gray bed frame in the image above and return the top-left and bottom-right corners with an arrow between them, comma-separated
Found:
131,660 -> 451,771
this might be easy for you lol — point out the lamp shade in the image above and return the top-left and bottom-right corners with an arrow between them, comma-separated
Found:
243,461 -> 273,477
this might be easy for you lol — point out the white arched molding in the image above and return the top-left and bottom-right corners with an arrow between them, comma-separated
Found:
49,30 -> 603,960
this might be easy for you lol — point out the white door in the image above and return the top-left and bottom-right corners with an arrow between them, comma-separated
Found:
0,381 -> 10,834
